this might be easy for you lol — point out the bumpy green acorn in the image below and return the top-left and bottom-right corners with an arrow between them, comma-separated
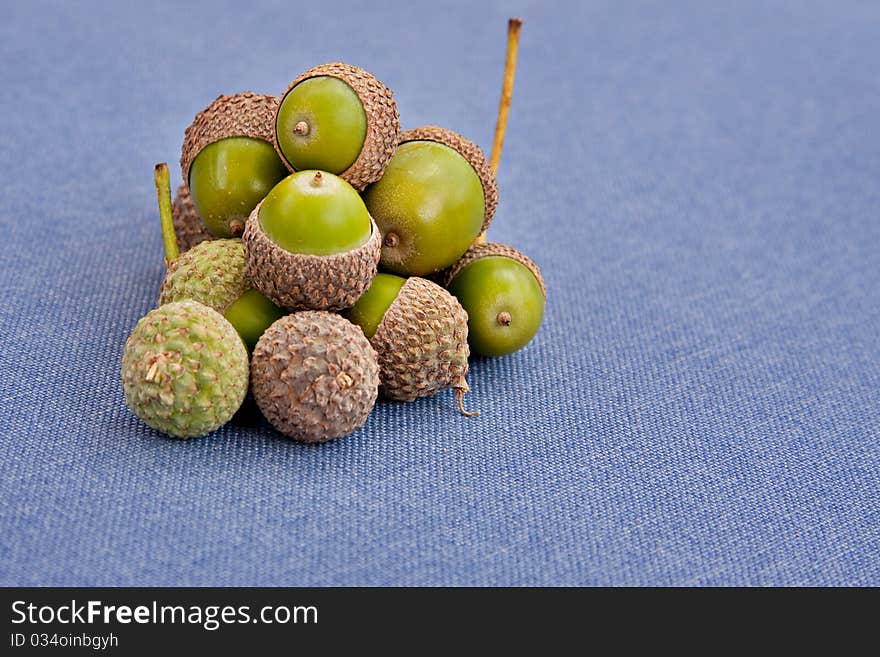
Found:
251,311 -> 379,443
181,92 -> 288,238
158,239 -> 285,352
243,170 -> 381,311
121,300 -> 249,438
345,274 -> 475,413
444,242 -> 546,357
159,240 -> 248,313
171,184 -> 212,253
274,62 -> 400,190
363,126 -> 498,276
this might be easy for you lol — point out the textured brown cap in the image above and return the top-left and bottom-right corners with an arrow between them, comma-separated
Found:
274,62 -> 400,191
171,184 -> 213,253
251,312 -> 379,443
180,92 -> 279,183
443,241 -> 546,298
399,126 -> 498,234
242,200 -> 381,311
370,277 -> 470,402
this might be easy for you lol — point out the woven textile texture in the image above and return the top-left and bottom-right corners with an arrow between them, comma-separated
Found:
1,0 -> 878,586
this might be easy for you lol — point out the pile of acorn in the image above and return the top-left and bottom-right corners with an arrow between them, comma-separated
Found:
121,22 -> 546,443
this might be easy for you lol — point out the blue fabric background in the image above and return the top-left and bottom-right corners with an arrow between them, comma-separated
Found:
1,0 -> 878,586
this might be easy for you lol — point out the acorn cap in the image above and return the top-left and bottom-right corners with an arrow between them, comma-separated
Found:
242,200 -> 382,311
121,300 -> 249,438
399,126 -> 498,234
158,239 -> 250,313
443,242 -> 546,298
180,92 -> 279,183
274,62 -> 400,191
250,311 -> 379,442
370,276 -> 470,402
172,184 -> 213,253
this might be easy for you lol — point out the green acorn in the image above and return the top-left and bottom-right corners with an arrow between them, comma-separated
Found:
243,170 -> 381,311
121,300 -> 249,438
181,92 -> 288,238
363,126 -> 498,276
444,242 -> 546,357
274,62 -> 400,190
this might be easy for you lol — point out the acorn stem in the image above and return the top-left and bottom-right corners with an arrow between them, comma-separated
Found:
490,18 -> 522,175
454,378 -> 480,417
477,17 -> 522,245
455,387 -> 480,417
154,163 -> 178,266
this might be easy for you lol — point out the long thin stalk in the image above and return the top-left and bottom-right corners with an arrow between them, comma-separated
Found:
490,17 -> 522,174
477,17 -> 523,245
154,163 -> 178,266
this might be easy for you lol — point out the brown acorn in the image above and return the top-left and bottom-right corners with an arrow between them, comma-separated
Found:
345,274 -> 476,415
250,312 -> 379,443
171,184 -> 212,253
